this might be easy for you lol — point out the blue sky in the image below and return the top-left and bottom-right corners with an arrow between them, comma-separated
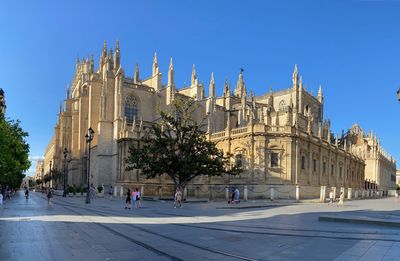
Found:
0,0 -> 399,175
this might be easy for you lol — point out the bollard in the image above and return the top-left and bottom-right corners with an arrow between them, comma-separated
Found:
244,186 -> 248,201
347,188 -> 352,200
296,185 -> 300,201
114,186 -> 118,197
184,187 -> 188,200
225,187 -> 229,201
270,187 -> 275,201
120,186 -> 124,197
140,185 -> 144,197
320,186 -> 325,202
332,187 -> 337,201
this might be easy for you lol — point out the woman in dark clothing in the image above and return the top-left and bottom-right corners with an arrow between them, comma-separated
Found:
125,189 -> 131,209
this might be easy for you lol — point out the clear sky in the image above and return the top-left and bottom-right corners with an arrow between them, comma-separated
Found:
0,0 -> 399,176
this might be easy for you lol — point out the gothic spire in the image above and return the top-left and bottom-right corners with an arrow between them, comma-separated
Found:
152,52 -> 159,75
292,64 -> 298,89
113,39 -> 120,69
234,69 -> 246,97
168,57 -> 174,86
191,64 -> 197,86
223,79 -> 230,97
317,84 -> 323,102
134,63 -> 140,83
209,72 -> 215,98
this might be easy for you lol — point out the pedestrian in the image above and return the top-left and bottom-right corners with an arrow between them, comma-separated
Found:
328,191 -> 334,205
131,189 -> 137,209
125,189 -> 131,209
108,186 -> 113,200
47,188 -> 53,207
234,188 -> 240,203
135,188 -> 142,208
229,187 -> 235,204
338,192 -> 344,207
174,187 -> 182,208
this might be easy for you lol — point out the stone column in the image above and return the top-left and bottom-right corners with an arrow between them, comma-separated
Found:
332,187 -> 337,201
244,186 -> 248,201
320,186 -> 326,202
296,185 -> 300,201
114,186 -> 118,197
347,188 -> 352,200
140,185 -> 144,197
120,186 -> 124,197
183,187 -> 188,200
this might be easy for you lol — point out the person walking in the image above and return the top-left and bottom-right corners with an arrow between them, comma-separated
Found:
328,191 -> 334,205
135,188 -> 142,208
108,186 -> 113,200
131,189 -> 137,209
47,188 -> 53,208
174,187 -> 183,208
338,192 -> 344,207
125,189 -> 131,209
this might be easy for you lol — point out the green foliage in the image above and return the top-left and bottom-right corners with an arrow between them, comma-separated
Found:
75,186 -> 81,193
67,186 -> 74,193
43,173 -> 51,184
82,187 -> 88,193
97,185 -> 103,193
28,179 -> 36,187
36,179 -> 42,185
125,97 -> 241,189
0,114 -> 30,188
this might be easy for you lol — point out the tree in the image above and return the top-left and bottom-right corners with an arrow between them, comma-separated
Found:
125,97 -> 241,190
0,114 -> 30,188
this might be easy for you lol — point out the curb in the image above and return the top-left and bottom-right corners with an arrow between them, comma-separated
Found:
319,215 -> 400,228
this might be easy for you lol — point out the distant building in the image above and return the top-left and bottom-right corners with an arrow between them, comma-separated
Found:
43,41 -> 396,198
0,88 -> 5,114
397,169 -> 400,186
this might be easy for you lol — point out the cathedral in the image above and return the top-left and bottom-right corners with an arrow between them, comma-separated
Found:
41,41 -> 396,199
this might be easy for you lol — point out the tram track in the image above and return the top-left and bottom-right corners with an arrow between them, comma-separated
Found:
54,197 -> 400,243
56,200 -> 259,261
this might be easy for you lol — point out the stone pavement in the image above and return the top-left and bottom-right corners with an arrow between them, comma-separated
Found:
1,192 -> 400,260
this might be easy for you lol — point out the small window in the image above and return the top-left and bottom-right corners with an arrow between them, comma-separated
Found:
340,167 -> 342,177
323,162 -> 326,174
235,154 -> 243,168
331,164 -> 334,176
271,152 -> 279,167
125,95 -> 139,124
301,156 -> 305,170
313,159 -> 317,172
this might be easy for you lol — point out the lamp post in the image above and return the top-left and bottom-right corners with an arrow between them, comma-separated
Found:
41,165 -> 44,192
63,148 -> 68,197
85,127 -> 94,204
49,160 -> 52,189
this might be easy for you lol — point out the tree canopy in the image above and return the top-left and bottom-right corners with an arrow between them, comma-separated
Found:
125,98 -> 240,189
0,114 -> 30,188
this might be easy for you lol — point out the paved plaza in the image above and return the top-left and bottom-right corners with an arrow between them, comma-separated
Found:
1,192 -> 400,261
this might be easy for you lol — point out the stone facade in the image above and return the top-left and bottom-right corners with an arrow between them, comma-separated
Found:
43,41 -> 396,198
0,88 -> 5,114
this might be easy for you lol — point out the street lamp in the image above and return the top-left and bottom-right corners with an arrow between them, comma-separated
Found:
41,165 -> 44,192
63,148 -> 68,197
49,160 -> 52,189
85,127 -> 94,204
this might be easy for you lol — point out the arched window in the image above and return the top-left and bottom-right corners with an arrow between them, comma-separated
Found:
235,154 -> 243,168
124,95 -> 139,124
279,100 -> 286,111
